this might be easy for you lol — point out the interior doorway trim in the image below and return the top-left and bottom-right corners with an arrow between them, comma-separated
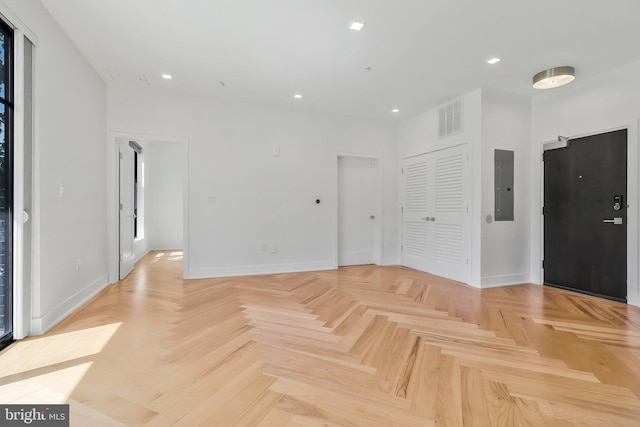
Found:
107,132 -> 189,283
332,153 -> 383,268
538,124 -> 638,305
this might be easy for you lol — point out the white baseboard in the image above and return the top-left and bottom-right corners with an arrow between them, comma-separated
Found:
134,249 -> 150,264
382,256 -> 399,266
30,274 -> 109,335
185,261 -> 336,279
481,273 -> 531,289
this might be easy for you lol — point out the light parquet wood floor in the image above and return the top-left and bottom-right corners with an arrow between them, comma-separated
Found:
2,251 -> 640,426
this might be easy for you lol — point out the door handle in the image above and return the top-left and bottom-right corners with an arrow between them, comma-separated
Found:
603,218 -> 623,224
421,217 -> 430,221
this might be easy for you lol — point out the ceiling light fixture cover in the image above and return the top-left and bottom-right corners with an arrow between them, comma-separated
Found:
350,22 -> 365,31
392,109 -> 400,113
294,94 -> 303,99
532,66 -> 575,89
161,74 -> 172,80
487,57 -> 501,65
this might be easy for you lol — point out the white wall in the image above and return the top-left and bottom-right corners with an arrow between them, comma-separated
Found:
481,90 -> 531,287
146,141 -> 183,250
3,0 -> 108,334
397,91 -> 481,160
398,89 -> 532,288
107,86 -> 398,278
531,60 -> 640,307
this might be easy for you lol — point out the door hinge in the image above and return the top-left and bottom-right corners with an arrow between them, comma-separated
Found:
120,203 -> 123,211
119,152 -> 123,159
401,168 -> 404,175
542,260 -> 544,268
541,152 -> 545,161
401,206 -> 404,214
542,206 -> 544,215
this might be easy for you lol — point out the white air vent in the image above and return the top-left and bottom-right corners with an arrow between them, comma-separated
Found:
438,98 -> 463,138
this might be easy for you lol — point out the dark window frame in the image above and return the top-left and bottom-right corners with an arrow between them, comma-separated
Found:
128,141 -> 142,240
0,18 -> 14,351
134,151 -> 138,239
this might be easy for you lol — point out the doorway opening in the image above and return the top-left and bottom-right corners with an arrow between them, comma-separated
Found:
111,135 -> 188,282
543,129 -> 627,302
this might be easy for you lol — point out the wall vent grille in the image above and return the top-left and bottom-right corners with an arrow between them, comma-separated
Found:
438,98 -> 463,138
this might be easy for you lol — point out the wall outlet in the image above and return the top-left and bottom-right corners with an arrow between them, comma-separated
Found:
270,245 -> 277,254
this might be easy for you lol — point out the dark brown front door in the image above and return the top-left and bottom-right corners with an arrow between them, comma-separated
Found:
544,129 -> 627,302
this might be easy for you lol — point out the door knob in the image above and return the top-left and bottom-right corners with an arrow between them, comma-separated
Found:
421,217 -> 430,221
430,217 -> 436,222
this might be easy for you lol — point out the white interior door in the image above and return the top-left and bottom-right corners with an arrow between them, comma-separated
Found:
431,144 -> 469,282
402,144 -> 470,282
338,156 -> 376,266
402,154 -> 433,271
119,147 -> 135,279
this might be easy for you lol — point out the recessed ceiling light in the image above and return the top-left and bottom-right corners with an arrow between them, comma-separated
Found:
392,109 -> 400,113
161,74 -> 172,80
487,57 -> 501,65
294,94 -> 303,99
350,21 -> 365,31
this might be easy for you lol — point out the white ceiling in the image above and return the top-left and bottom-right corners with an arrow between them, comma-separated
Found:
40,0 -> 640,121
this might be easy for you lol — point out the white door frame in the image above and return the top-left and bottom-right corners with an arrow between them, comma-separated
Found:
107,132 -> 189,283
333,153 -> 383,268
118,141 -> 135,279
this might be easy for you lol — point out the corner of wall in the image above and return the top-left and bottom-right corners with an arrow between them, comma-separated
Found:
30,275 -> 109,335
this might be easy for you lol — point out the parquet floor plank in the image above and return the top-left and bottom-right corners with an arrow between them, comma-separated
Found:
1,251 -> 640,426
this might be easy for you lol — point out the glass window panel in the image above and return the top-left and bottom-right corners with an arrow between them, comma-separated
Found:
0,19 -> 13,347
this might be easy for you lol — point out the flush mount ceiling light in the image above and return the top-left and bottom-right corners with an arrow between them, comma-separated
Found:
487,57 -> 501,65
293,94 -> 303,99
350,21 -> 365,31
161,74 -> 172,80
532,66 -> 575,89
391,108 -> 400,113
